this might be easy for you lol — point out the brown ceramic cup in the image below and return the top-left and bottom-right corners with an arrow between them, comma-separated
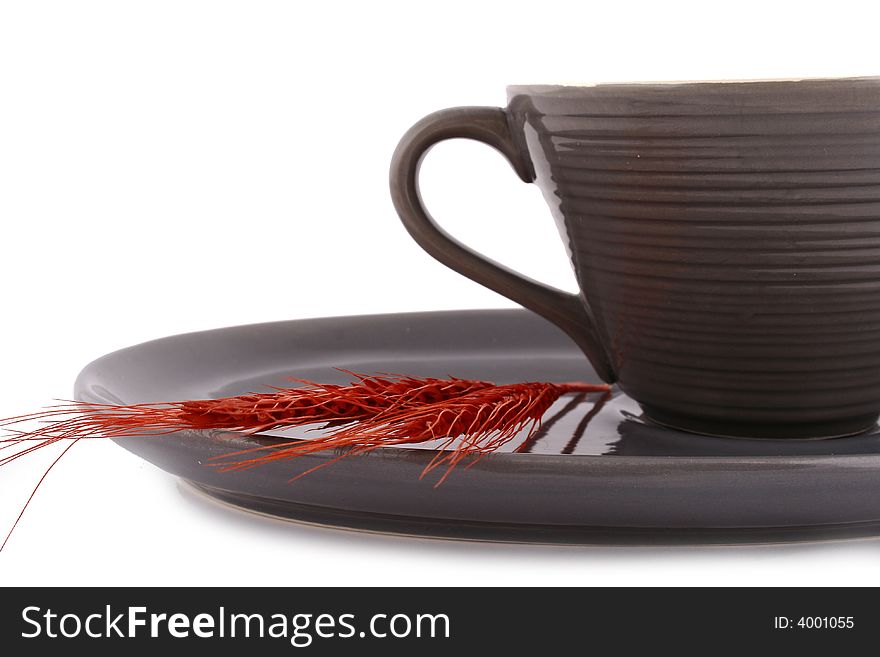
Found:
390,77 -> 880,439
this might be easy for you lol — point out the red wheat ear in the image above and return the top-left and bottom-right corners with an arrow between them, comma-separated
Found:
210,381 -> 609,485
0,373 -> 609,473
0,372 -> 496,467
0,373 -> 610,549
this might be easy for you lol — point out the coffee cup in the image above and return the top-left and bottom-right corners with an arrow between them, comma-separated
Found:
390,78 -> 880,439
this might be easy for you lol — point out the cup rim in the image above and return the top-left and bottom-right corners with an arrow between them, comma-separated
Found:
507,75 -> 880,96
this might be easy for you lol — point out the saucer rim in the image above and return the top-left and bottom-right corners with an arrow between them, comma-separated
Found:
73,309 -> 880,540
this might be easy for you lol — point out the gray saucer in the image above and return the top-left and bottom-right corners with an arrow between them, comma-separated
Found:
74,309 -> 880,544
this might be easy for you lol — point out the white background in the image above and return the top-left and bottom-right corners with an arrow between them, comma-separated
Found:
2,0 -> 880,586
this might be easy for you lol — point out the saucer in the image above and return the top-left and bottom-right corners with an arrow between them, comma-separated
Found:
74,309 -> 880,545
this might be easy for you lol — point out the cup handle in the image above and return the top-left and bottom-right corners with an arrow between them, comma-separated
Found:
390,106 -> 615,382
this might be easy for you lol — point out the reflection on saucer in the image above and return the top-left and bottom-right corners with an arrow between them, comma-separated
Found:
518,388 -> 880,457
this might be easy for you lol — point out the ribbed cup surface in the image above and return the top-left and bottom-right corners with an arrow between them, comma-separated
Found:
508,78 -> 880,437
